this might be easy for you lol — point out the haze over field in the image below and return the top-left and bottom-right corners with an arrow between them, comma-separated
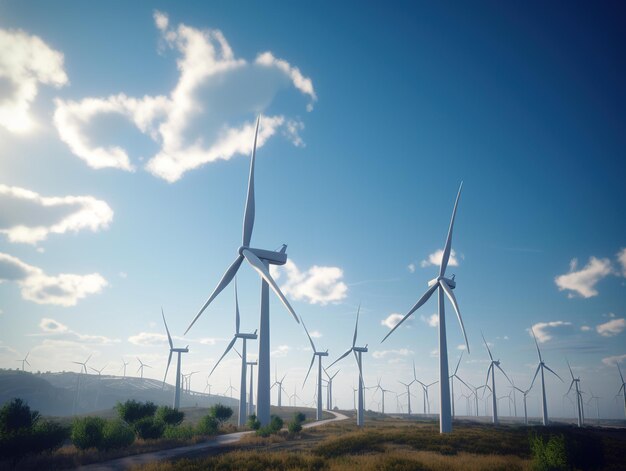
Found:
0,1 -> 625,423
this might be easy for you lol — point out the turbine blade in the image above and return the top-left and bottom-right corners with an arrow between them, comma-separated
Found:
481,332 -> 493,361
454,351 -> 464,375
185,255 -> 244,334
440,280 -> 469,352
618,364 -> 625,384
496,364 -> 513,386
242,116 -> 260,247
209,336 -> 237,378
300,316 -> 317,353
567,380 -> 575,395
354,350 -> 363,385
529,364 -> 541,391
531,327 -> 542,362
413,360 -> 417,381
567,360 -> 575,380
381,284 -> 437,343
329,348 -> 352,368
162,308 -> 174,350
485,364 -> 492,388
235,278 -> 240,334
242,249 -> 299,323
163,351 -> 173,384
353,304 -> 361,347
439,181 -> 463,277
456,376 -> 471,391
543,364 -> 564,383
303,354 -> 316,387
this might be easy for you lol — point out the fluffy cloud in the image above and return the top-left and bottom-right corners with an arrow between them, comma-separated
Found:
596,318 -> 625,337
0,27 -> 68,133
381,313 -> 404,329
128,332 -> 167,346
601,353 -> 626,366
420,313 -> 439,327
554,257 -> 613,298
54,11 -> 315,182
271,345 -> 290,358
372,348 -> 412,359
580,325 -> 591,332
407,263 -> 416,273
618,248 -> 626,277
0,184 -> 113,244
421,249 -> 459,268
270,260 -> 347,305
530,321 -> 572,343
36,317 -> 119,344
309,330 -> 322,339
0,252 -> 107,306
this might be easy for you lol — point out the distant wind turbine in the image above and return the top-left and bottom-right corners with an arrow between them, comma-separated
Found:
617,364 -> 626,418
324,368 -> 339,410
90,364 -> 107,376
301,316 -> 329,420
17,352 -> 31,371
529,327 -> 563,425
482,333 -> 513,424
398,373 -> 416,415
449,352 -> 464,418
72,354 -> 91,374
224,378 -> 238,398
586,390 -> 601,425
184,116 -> 300,426
137,358 -> 152,379
271,368 -> 288,408
161,308 -> 189,409
382,182 -> 470,434
566,360 -> 584,427
513,385 -> 533,425
121,359 -> 129,378
372,378 -> 394,414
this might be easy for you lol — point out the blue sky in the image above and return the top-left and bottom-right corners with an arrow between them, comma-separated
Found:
0,1 -> 625,418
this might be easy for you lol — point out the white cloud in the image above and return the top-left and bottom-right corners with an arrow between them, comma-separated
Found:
530,321 -> 572,343
372,348 -> 412,359
602,353 -> 626,366
421,249 -> 459,268
618,248 -> 626,277
457,344 -> 466,350
0,184 -> 113,244
420,313 -> 439,327
554,257 -> 613,298
37,318 -> 119,344
309,330 -> 322,339
381,313 -> 404,330
0,27 -> 68,133
407,263 -> 416,273
128,332 -> 167,346
54,11 -> 314,182
430,349 -> 439,358
271,345 -> 290,358
270,260 -> 347,305
580,325 -> 591,332
0,252 -> 107,306
596,318 -> 626,337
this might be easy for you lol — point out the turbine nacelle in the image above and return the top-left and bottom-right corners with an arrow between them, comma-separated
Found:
354,346 -> 368,353
172,347 -> 189,353
315,351 -> 329,357
236,332 -> 258,340
237,246 -> 287,265
428,276 -> 456,289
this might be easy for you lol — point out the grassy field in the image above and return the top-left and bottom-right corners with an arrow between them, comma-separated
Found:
136,415 -> 626,471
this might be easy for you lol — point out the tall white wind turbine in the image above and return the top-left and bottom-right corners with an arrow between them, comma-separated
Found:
301,316 -> 329,420
184,116 -> 299,426
121,359 -> 129,378
137,358 -> 152,379
162,308 -> 189,410
482,333 -> 513,424
617,364 -> 626,418
513,385 -> 532,425
271,369 -> 288,408
324,369 -> 339,410
529,327 -> 563,425
382,182 -> 469,434
208,282 -> 257,426
398,376 -> 416,415
330,306 -> 368,426
566,360 -> 584,427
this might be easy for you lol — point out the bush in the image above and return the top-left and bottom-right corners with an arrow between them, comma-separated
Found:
196,415 -> 219,436
31,420 -> 70,454
71,417 -> 105,450
101,419 -> 135,450
247,414 -> 261,430
155,406 -> 184,426
164,424 -> 195,440
293,412 -> 306,424
255,425 -> 273,437
269,415 -> 284,432
209,403 -> 233,425
133,417 -> 165,440
287,421 -> 302,434
0,398 -> 40,434
530,433 -> 568,471
115,400 -> 157,424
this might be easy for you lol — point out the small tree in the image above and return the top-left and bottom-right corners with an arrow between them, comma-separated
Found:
133,417 -> 165,440
293,412 -> 306,424
115,400 -> 157,425
0,398 -> 40,434
208,404 -> 233,425
101,419 -> 135,450
155,406 -> 184,426
196,415 -> 218,436
71,417 -> 105,450
247,414 -> 261,430
269,415 -> 283,432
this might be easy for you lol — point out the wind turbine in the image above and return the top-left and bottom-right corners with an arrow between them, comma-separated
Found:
271,368 -> 288,408
398,377 -> 416,415
301,316 -> 329,420
482,333 -> 512,424
513,385 -> 532,425
224,378 -> 238,399
617,364 -> 626,418
90,364 -> 107,376
329,306 -> 368,426
290,385 -> 301,407
204,378 -> 212,395
529,327 -> 563,425
184,116 -> 300,426
566,360 -> 584,427
586,390 -> 601,425
137,358 -> 152,379
449,352 -> 464,418
162,309 -> 189,409
247,360 -> 257,415
324,369 -> 339,410
208,282 -> 257,426
121,359 -> 129,378
382,182 -> 469,434
373,378 -> 394,414
17,352 -> 31,371
72,354 -> 91,374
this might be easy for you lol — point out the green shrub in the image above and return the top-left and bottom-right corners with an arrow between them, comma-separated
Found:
530,433 -> 568,471
269,415 -> 284,432
247,414 -> 261,430
133,417 -> 165,440
164,424 -> 195,440
255,425 -> 273,437
287,420 -> 302,434
208,403 -> 233,425
115,400 -> 157,424
0,398 -> 40,434
155,406 -> 184,426
101,419 -> 135,450
293,411 -> 306,424
196,415 -> 219,436
71,416 -> 105,450
31,420 -> 70,454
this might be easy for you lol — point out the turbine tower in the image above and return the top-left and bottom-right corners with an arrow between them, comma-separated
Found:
482,333 -> 512,424
529,327 -> 563,425
137,358 -> 151,379
324,369 -> 339,410
17,352 -> 31,371
513,385 -> 532,425
566,361 -> 584,427
382,182 -> 469,434
617,364 -> 626,418
301,316 -> 329,420
185,116 -> 300,426
247,360 -> 257,415
208,282 -> 257,426
330,306 -> 368,426
162,308 -> 189,410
